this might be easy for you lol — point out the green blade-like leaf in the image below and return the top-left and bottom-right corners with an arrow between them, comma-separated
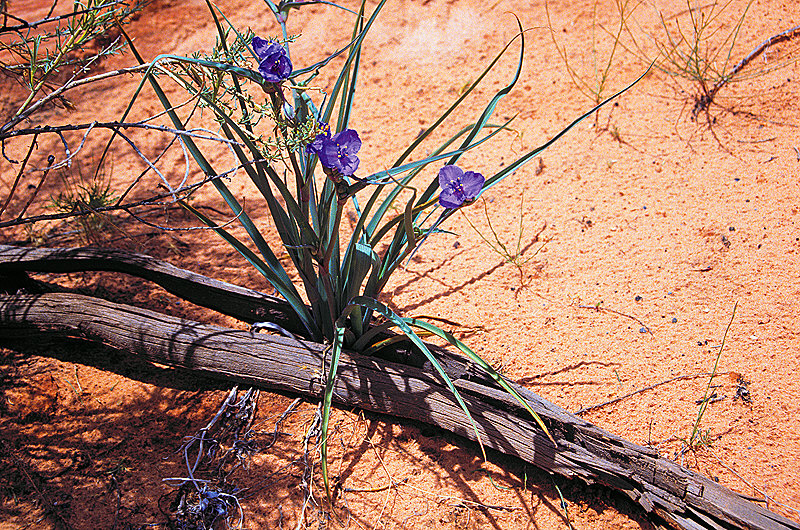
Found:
415,17 -> 526,208
118,31 -> 320,337
320,326 -> 344,498
337,297 -> 488,455
180,200 -> 318,336
351,319 -> 394,352
218,122 -> 302,253
365,118 -> 511,187
391,22 -> 524,169
341,189 -> 381,274
212,114 -> 319,249
340,239 -> 373,306
483,64 -> 652,192
364,122 -> 489,239
335,0 -> 365,132
216,121 -> 325,317
356,250 -> 382,331
153,53 -> 266,86
403,317 -> 555,445
119,39 -> 297,283
206,0 -> 259,134
163,49 -> 323,303
339,241 -> 375,336
321,0 -> 386,126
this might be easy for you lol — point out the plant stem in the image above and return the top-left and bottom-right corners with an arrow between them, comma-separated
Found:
15,17 -> 89,117
697,24 -> 800,114
689,301 -> 737,447
317,196 -> 345,335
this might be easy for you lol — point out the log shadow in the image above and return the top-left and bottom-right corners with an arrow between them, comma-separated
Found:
329,408 -> 654,530
0,338 -> 318,529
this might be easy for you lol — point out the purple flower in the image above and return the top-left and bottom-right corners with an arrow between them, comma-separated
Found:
316,129 -> 361,176
437,165 -> 484,209
305,122 -> 331,156
252,36 -> 292,83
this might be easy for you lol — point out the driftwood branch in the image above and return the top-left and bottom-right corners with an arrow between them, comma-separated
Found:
0,245 -> 797,530
0,244 -> 302,333
694,25 -> 800,116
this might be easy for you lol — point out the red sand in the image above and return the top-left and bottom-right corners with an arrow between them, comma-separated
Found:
1,0 -> 799,528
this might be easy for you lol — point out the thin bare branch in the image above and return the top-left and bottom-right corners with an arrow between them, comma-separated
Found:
0,154 -> 263,229
0,0 -> 125,32
0,132 -> 37,218
695,25 -> 800,115
0,61 -> 178,135
2,119 -> 241,145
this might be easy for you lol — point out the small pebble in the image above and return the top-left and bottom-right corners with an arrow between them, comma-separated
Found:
639,327 -> 648,333
672,317 -> 678,323
635,295 -> 642,301
729,226 -> 736,232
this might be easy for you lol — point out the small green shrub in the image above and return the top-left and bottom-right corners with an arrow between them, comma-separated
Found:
49,161 -> 117,245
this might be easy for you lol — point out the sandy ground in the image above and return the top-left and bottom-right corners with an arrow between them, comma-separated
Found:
1,0 -> 800,528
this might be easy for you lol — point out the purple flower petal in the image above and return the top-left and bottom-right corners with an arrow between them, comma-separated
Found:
438,188 -> 465,209
332,129 -> 361,152
258,53 -> 292,83
318,139 -> 339,168
252,36 -> 272,59
338,153 -> 359,175
461,171 -> 485,200
317,129 -> 361,176
305,133 -> 327,156
438,165 -> 463,189
305,123 -> 331,156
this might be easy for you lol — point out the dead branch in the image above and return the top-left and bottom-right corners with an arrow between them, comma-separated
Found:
694,25 -> 800,116
0,244 -> 301,333
0,244 -> 798,530
0,295 -> 792,530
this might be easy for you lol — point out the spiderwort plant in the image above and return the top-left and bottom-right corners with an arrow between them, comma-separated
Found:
127,0 -> 647,501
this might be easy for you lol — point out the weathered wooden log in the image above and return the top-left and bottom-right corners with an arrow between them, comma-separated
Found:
0,244 -> 303,333
1,292 -> 797,530
0,245 -> 797,530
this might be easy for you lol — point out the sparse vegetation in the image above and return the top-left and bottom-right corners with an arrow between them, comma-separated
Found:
642,0 -> 800,121
49,160 -> 117,245
460,193 -> 549,285
546,0 -> 646,131
680,302 -> 737,455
